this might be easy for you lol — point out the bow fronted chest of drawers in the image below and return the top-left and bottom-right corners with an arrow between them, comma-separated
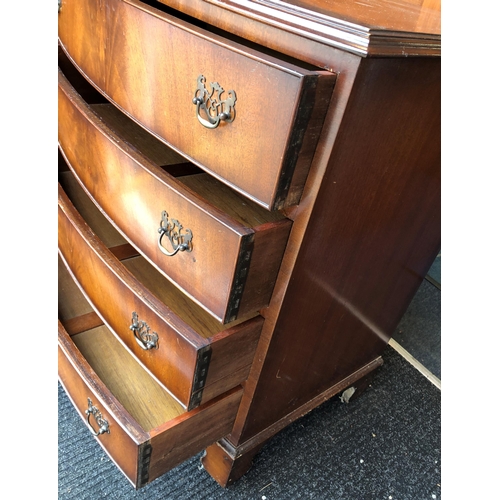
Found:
58,0 -> 440,489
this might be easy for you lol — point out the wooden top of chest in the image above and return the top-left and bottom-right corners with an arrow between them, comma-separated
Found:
167,0 -> 441,57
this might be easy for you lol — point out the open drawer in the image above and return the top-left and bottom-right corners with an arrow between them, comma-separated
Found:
58,171 -> 263,410
58,62 -> 292,324
58,0 -> 336,210
58,310 -> 242,489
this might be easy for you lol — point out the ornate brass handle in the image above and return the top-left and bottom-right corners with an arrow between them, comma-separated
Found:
85,398 -> 110,436
129,312 -> 159,350
193,75 -> 237,129
157,210 -> 193,257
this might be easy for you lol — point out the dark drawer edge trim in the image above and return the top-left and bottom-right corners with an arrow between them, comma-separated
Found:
224,233 -> 255,323
188,346 -> 213,411
137,441 -> 153,488
274,74 -> 318,209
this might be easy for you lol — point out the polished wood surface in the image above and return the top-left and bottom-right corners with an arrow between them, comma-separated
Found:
58,0 -> 441,489
74,326 -> 185,429
59,255 -> 94,323
58,67 -> 292,323
228,55 -> 440,447
59,256 -> 246,485
202,356 -> 382,485
58,178 -> 263,408
58,322 -> 147,486
121,257 -> 264,405
58,318 -> 244,487
63,312 -> 104,336
201,439 -> 266,487
164,0 -> 440,56
59,180 -> 202,405
205,0 -> 441,34
284,0 -> 440,32
147,387 -> 243,483
157,0 -> 362,71
58,0 -> 336,210
58,167 -> 265,395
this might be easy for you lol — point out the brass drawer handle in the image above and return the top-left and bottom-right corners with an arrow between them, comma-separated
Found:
157,210 -> 193,257
85,398 -> 110,436
193,75 -> 237,129
130,312 -> 159,350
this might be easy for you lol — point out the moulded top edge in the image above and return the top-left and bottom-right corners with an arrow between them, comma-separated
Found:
202,0 -> 441,57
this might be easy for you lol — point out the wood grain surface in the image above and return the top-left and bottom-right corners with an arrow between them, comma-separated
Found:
58,0 -> 336,209
58,66 -> 292,322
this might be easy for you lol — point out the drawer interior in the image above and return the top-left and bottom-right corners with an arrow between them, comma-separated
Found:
142,0 -> 321,72
59,256 -> 184,431
58,0 -> 336,210
58,169 -> 257,340
59,52 -> 293,323
60,47 -> 289,229
87,101 -> 287,228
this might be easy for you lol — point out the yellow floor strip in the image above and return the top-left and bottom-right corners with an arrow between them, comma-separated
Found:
388,338 -> 441,391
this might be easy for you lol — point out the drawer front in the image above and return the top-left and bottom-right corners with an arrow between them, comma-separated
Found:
58,182 -> 263,409
58,68 -> 291,324
58,322 -> 147,486
58,321 -> 243,488
58,0 -> 336,210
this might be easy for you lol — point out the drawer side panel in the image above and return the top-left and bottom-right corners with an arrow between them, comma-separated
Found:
148,387 -> 243,483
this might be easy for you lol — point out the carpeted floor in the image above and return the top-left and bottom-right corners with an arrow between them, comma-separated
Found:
58,340 -> 441,499
392,279 -> 441,380
59,249 -> 441,499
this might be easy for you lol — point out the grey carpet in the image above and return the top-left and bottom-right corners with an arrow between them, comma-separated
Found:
392,279 -> 441,379
427,252 -> 441,287
58,344 -> 441,499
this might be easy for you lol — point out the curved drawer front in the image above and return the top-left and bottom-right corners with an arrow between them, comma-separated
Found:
58,321 -> 243,488
58,68 -> 292,324
58,182 -> 263,409
58,0 -> 336,210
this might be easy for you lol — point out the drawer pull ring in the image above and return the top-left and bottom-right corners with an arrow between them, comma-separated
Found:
85,398 -> 110,436
130,312 -> 159,350
193,75 -> 237,129
158,210 -> 193,257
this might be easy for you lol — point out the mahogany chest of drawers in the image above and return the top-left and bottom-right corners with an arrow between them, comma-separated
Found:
58,0 -> 440,489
